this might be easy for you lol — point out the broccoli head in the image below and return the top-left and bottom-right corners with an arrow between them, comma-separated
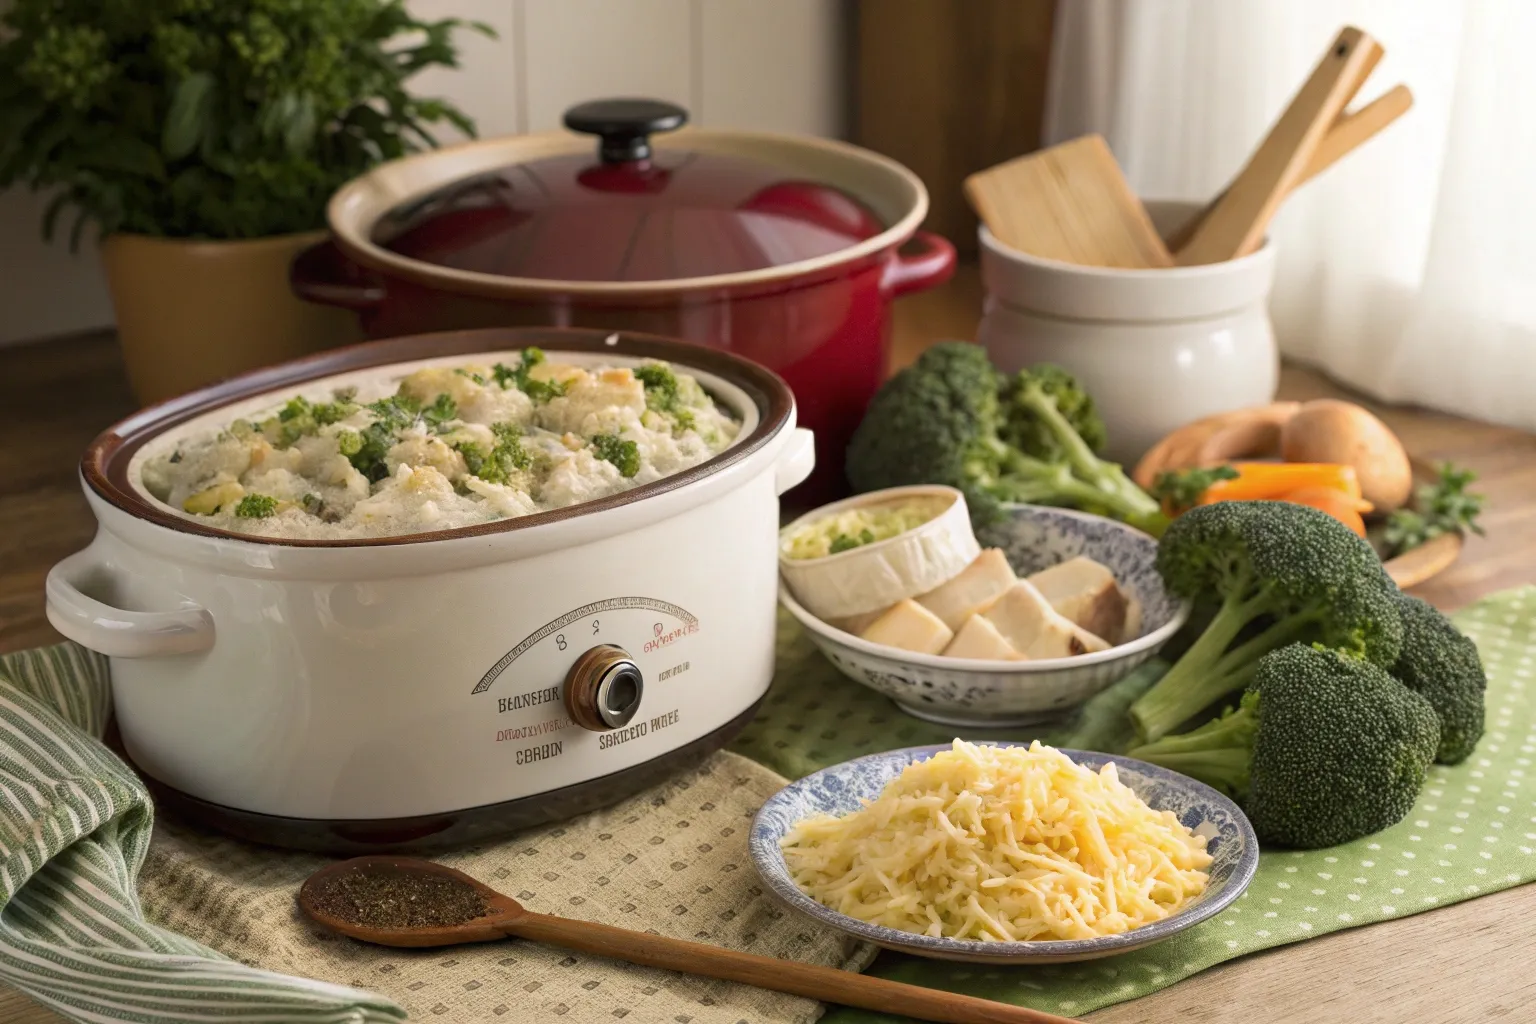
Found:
844,342 -> 1165,533
1389,593 -> 1486,764
999,363 -> 1106,458
1129,643 -> 1440,849
1129,500 -> 1403,741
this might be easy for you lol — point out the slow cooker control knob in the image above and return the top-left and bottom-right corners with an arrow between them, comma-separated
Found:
563,645 -> 644,731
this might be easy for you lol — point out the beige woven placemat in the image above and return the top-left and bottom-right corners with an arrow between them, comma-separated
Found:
136,751 -> 874,1023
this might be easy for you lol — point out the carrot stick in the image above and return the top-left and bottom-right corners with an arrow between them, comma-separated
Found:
1197,462 -> 1365,505
1280,485 -> 1369,537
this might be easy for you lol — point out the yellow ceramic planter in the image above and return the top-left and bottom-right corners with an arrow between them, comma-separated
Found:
100,231 -> 361,405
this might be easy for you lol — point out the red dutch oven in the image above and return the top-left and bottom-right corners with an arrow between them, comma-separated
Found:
291,99 -> 956,500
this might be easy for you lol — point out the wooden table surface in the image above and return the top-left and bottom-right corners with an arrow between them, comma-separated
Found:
2,267 -> 1534,1022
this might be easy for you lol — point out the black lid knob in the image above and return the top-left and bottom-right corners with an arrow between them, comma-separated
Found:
563,98 -> 688,163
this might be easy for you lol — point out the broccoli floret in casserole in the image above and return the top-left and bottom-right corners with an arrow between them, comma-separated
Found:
1128,500 -> 1404,742
456,422 -> 537,486
492,348 -> 568,404
845,342 -> 1165,534
635,363 -> 682,410
1129,644 -> 1439,848
635,362 -> 717,439
261,395 -> 360,447
591,433 -> 641,478
1389,593 -> 1487,764
420,393 -> 458,431
343,394 -> 424,483
233,493 -> 280,518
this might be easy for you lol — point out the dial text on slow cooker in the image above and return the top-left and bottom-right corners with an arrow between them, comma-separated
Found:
598,708 -> 681,750
644,620 -> 699,654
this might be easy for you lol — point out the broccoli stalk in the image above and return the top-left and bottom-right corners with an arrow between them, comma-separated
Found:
1010,376 -> 1162,529
1125,693 -> 1259,799
1127,500 -> 1404,742
846,343 -> 1166,534
1129,644 -> 1440,849
1044,657 -> 1169,754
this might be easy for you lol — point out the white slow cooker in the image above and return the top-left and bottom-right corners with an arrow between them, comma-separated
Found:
45,328 -> 813,853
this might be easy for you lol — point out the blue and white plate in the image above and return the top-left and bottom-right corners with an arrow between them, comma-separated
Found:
750,744 -> 1258,964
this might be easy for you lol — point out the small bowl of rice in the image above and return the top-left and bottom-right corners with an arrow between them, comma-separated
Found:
749,740 -> 1258,963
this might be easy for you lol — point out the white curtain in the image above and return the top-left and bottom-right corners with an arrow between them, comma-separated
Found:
1043,0 -> 1536,430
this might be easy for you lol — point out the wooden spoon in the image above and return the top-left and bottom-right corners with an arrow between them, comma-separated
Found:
298,856 -> 1083,1024
1175,26 -> 1382,265
1164,84 -> 1414,252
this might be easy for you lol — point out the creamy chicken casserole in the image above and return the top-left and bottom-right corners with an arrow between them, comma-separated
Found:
140,349 -> 742,540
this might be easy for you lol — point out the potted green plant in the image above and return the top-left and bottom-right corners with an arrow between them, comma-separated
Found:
0,1 -> 489,403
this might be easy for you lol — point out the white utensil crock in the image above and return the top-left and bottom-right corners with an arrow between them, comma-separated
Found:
977,201 -> 1278,465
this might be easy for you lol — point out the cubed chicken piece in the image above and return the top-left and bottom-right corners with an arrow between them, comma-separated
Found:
535,368 -> 647,436
943,614 -> 1027,661
396,366 -> 485,408
827,607 -> 892,636
916,549 -> 1016,631
1025,556 -> 1132,644
983,581 -> 1110,659
385,434 -> 468,481
181,479 -> 244,515
859,599 -> 954,655
527,362 -> 592,386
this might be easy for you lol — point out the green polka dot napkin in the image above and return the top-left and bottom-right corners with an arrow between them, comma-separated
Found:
731,587 -> 1536,1022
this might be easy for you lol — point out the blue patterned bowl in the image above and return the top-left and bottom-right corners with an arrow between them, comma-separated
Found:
779,503 -> 1190,727
750,744 -> 1258,964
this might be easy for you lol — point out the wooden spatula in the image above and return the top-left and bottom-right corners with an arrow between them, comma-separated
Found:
1175,26 -> 1383,265
964,134 -> 1174,269
1166,83 -> 1413,253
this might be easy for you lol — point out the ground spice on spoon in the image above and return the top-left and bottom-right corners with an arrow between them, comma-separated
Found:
306,866 -> 491,929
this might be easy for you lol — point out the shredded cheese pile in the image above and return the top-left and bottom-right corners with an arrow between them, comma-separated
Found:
781,740 -> 1212,941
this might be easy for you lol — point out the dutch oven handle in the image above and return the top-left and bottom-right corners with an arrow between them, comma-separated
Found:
883,231 -> 958,298
290,238 -> 387,312
46,549 -> 215,659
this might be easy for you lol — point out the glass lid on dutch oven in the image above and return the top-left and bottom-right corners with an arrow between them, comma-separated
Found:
369,99 -> 888,283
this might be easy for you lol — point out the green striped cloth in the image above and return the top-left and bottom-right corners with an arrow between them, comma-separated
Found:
0,644 -> 404,1023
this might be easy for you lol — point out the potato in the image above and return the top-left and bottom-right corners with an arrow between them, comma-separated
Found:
1280,400 -> 1412,512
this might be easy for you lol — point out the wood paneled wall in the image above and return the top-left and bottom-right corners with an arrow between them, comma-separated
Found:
851,0 -> 1057,255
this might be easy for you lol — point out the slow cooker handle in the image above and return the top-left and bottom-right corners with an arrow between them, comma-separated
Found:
774,428 -> 816,496
883,230 -> 958,297
45,550 -> 215,659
